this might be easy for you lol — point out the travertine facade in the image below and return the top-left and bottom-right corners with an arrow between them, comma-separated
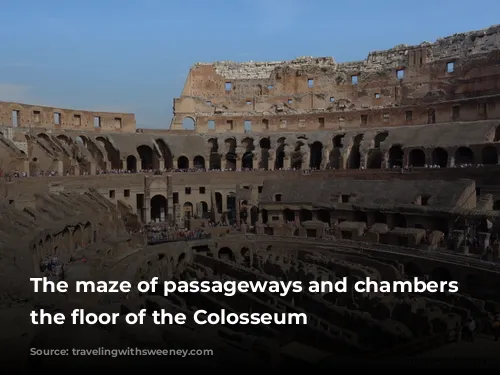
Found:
172,25 -> 500,133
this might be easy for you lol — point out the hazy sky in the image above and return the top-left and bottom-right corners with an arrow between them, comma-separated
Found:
0,0 -> 498,129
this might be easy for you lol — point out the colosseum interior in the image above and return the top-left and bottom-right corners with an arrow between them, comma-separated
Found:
2,24 -> 500,368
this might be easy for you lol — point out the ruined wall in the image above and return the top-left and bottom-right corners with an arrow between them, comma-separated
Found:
172,25 -> 500,133
0,101 -> 136,132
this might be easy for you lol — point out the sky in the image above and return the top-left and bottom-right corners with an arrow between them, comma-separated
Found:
0,0 -> 498,129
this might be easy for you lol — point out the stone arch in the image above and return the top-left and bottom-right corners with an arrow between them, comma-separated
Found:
193,155 -> 205,169
83,222 -> 92,246
96,136 -> 120,169
178,253 -> 186,265
137,145 -> 155,170
183,202 -> 194,219
200,201 -> 209,218
454,147 -> 474,165
347,134 -> 363,169
241,247 -> 250,260
275,137 -> 286,169
283,208 -> 294,222
481,145 -> 498,165
366,149 -> 382,169
431,147 -> 448,167
225,138 -> 237,170
182,116 -> 196,130
494,124 -> 500,142
218,247 -> 234,261
150,194 -> 167,222
177,155 -> 189,169
409,148 -> 426,167
126,155 -> 137,171
214,192 -> 223,214
431,267 -> 452,282
309,141 -> 323,169
73,225 -> 82,249
208,138 -> 221,170
259,137 -> 271,169
291,141 -> 304,169
242,152 -> 253,169
374,131 -> 388,148
250,206 -> 259,225
155,138 -> 173,169
388,145 -> 403,168
56,134 -> 72,145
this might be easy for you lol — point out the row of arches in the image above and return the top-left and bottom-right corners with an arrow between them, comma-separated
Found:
31,131 -> 500,174
31,222 -> 97,273
382,145 -> 498,168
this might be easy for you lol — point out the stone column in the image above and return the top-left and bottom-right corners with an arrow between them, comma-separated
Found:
167,175 -> 174,222
302,152 -> 310,170
121,159 -> 127,170
158,159 -> 165,170
236,157 -> 242,170
448,155 -> 455,168
283,156 -> 291,169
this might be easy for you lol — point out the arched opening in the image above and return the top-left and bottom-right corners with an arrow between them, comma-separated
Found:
291,142 -> 304,169
454,147 -> 474,165
178,253 -> 186,264
404,262 -> 422,278
259,138 -> 271,170
328,148 -> 342,169
183,202 -> 193,219
155,138 -> 173,169
182,117 -> 196,130
431,147 -> 448,167
215,192 -> 223,214
388,145 -> 404,168
261,208 -> 268,224
96,136 -> 120,169
126,155 -> 137,172
481,145 -> 498,165
309,141 -> 323,169
225,153 -> 236,170
275,138 -> 286,169
366,149 -> 382,169
177,156 -> 189,169
493,200 -> 500,210
224,138 -> 237,170
218,247 -> 234,261
299,209 -> 312,223
150,195 -> 167,222
250,206 -> 259,226
431,267 -> 452,282
494,124 -> 500,142
283,208 -> 295,222
208,138 -> 221,170
347,134 -> 363,169
242,152 -> 253,169
374,132 -> 388,148
137,145 -> 154,170
317,209 -> 330,223
200,201 -> 209,218
409,149 -> 426,167
193,155 -> 205,169
227,192 -> 236,224
393,213 -> 407,228
374,212 -> 387,224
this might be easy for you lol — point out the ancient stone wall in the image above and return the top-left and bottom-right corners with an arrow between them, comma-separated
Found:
171,25 -> 500,132
0,101 -> 136,132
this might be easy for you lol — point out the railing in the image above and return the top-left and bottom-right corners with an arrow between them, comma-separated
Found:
147,232 -> 211,245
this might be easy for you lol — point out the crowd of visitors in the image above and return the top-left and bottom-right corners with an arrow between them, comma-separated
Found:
146,223 -> 211,244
